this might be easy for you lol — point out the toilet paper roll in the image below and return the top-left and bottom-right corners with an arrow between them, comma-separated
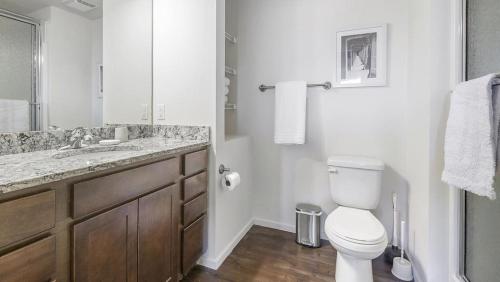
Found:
221,172 -> 241,191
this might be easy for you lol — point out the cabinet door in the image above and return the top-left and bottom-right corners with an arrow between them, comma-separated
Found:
73,201 -> 138,282
138,185 -> 179,282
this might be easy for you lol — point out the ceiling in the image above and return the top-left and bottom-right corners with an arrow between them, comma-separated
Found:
0,0 -> 102,20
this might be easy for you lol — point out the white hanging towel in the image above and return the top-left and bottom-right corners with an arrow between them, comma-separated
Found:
442,73 -> 500,200
274,81 -> 307,144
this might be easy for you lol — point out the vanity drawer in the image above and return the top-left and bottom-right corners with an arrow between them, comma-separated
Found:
182,215 -> 205,275
0,236 -> 56,282
184,149 -> 207,176
0,190 -> 55,248
182,172 -> 207,202
182,193 -> 207,226
73,158 -> 180,218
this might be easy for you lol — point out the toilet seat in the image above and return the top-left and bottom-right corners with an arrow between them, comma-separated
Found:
325,207 -> 388,260
325,206 -> 386,245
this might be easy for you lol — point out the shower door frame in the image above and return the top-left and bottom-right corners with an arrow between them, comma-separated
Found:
449,0 -> 470,281
0,9 -> 42,131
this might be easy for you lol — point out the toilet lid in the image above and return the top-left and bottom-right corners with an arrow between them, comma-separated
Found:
325,207 -> 386,245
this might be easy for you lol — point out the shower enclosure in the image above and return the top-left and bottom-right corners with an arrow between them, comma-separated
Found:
0,9 -> 41,131
463,0 -> 500,281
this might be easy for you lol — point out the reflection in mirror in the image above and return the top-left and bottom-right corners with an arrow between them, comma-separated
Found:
0,0 -> 154,133
0,9 -> 40,132
0,0 -> 104,132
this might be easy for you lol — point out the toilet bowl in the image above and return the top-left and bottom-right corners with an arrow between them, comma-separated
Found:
326,156 -> 387,282
325,207 -> 388,282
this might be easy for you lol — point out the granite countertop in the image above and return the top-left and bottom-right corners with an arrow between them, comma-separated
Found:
0,137 -> 209,194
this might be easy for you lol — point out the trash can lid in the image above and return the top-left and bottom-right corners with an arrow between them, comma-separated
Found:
296,203 -> 322,215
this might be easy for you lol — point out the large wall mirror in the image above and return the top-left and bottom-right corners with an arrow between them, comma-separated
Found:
0,0 -> 153,133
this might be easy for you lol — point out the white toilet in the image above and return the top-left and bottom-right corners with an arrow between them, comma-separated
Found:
324,156 -> 388,282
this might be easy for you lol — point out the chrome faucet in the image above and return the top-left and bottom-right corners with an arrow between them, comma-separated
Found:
59,127 -> 93,150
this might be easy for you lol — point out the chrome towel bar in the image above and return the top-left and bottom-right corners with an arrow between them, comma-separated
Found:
259,81 -> 332,92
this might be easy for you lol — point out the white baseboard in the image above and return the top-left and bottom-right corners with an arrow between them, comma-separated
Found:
198,218 -> 254,270
253,217 -> 295,233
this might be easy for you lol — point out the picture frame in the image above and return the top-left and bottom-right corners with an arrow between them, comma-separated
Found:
335,24 -> 387,88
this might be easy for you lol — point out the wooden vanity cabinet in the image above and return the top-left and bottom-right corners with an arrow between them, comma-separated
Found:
0,146 -> 207,282
180,149 -> 208,276
0,191 -> 57,282
73,186 -> 180,282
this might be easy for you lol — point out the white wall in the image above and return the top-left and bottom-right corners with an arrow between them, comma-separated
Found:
207,135 -> 254,268
405,1 -> 453,281
234,0 -> 409,240
31,6 -> 96,129
153,0 -> 217,127
103,0 -> 152,125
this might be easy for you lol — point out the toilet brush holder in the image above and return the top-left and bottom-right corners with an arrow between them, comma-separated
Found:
392,220 -> 413,281
384,246 -> 401,265
392,257 -> 413,281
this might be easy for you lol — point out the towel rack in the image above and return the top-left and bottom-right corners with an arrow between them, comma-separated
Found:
259,81 -> 332,92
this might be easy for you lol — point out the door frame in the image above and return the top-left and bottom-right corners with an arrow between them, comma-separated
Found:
0,9 -> 42,131
449,0 -> 468,281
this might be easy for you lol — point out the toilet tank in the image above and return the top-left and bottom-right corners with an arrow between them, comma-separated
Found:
327,156 -> 385,210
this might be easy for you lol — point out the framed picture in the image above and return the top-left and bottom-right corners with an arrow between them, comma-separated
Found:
335,24 -> 387,88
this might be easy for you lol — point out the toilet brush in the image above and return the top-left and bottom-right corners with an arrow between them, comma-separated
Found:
384,193 -> 401,264
391,221 -> 413,281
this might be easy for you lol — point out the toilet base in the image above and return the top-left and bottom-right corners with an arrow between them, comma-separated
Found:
335,252 -> 373,282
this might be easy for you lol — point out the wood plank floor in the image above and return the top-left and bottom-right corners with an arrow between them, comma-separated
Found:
183,226 -> 408,282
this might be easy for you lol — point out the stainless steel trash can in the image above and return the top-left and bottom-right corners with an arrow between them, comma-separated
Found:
296,203 -> 322,248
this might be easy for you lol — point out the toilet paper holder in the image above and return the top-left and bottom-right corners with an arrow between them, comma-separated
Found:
219,164 -> 230,174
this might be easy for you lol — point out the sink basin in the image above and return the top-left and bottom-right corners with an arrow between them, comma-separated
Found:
52,145 -> 143,159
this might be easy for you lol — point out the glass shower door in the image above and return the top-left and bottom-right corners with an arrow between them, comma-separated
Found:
0,11 -> 39,132
465,0 -> 500,280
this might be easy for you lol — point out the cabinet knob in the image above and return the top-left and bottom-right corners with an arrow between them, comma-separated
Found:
49,279 -> 57,282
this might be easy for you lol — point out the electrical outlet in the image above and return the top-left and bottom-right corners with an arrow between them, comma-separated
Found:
157,104 -> 165,120
141,104 -> 149,120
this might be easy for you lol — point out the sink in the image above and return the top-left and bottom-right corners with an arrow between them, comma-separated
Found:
52,145 -> 143,160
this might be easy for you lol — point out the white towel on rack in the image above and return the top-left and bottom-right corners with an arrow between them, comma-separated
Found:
442,73 -> 500,200
274,81 -> 307,144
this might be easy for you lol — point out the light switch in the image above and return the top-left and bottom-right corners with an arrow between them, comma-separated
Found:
141,104 -> 149,120
158,104 -> 165,120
